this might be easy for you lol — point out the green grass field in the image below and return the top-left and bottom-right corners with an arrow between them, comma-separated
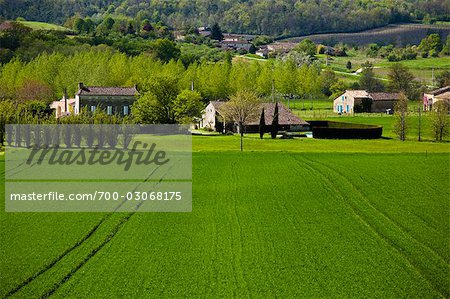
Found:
17,21 -> 71,32
317,53 -> 450,85
1,136 -> 449,298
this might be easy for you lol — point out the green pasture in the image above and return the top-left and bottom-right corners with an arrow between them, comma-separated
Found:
317,53 -> 449,84
17,21 -> 71,32
0,150 -> 449,298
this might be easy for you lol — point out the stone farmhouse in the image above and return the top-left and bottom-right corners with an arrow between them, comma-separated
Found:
220,40 -> 252,52
423,86 -> 450,111
333,90 -> 401,114
50,83 -> 138,118
201,101 -> 309,133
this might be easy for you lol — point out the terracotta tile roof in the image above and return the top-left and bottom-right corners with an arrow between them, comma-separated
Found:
435,91 -> 450,100
77,85 -> 138,96
345,90 -> 370,98
427,86 -> 450,96
258,102 -> 309,126
369,92 -> 401,101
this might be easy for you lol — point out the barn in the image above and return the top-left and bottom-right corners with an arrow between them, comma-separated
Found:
334,90 -> 400,114
200,101 -> 309,133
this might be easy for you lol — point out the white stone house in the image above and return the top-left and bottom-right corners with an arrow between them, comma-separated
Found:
333,90 -> 370,114
423,86 -> 450,111
50,83 -> 138,118
333,90 -> 400,114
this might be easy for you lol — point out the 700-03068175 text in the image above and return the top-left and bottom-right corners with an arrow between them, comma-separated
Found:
9,191 -> 183,201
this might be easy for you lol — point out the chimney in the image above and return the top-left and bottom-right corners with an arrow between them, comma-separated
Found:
78,82 -> 84,90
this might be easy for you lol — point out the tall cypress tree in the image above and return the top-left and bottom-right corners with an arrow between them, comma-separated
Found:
271,102 -> 279,139
259,108 -> 265,139
211,23 -> 223,41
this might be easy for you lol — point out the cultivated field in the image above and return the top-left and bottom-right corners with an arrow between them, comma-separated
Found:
285,23 -> 450,47
0,136 -> 449,297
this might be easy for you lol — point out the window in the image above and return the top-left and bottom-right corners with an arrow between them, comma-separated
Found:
90,105 -> 96,112
346,105 -> 349,112
107,106 -> 113,115
123,105 -> 129,115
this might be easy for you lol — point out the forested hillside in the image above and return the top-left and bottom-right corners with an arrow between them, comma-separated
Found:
0,0 -> 449,36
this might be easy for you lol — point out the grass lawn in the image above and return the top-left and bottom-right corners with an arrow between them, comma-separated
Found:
1,135 -> 449,297
375,57 -> 450,70
317,52 -> 449,85
17,21 -> 71,32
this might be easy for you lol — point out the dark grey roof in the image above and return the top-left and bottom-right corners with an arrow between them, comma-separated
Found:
369,92 -> 401,101
77,85 -> 138,96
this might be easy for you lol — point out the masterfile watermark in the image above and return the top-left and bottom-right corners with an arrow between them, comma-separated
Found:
5,124 -> 192,212
26,141 -> 170,171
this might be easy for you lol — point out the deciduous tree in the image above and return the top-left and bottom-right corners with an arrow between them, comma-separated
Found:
393,93 -> 408,141
388,63 -> 416,99
359,66 -> 384,92
431,101 -> 449,142
294,39 -> 316,57
221,89 -> 261,151
173,90 -> 203,124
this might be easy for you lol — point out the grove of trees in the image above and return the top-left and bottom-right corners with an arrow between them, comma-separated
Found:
1,0 -> 449,36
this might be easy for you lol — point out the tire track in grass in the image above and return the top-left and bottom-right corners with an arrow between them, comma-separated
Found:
2,165 -> 165,299
2,213 -> 112,299
291,155 -> 447,298
229,161 -> 249,298
39,211 -> 134,299
38,165 -> 175,298
364,167 -> 449,242
307,156 -> 448,264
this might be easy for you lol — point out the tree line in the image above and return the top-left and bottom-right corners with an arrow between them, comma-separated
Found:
0,49 -> 325,104
1,0 -> 449,36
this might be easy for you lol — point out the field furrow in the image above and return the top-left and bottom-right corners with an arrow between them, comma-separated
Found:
1,153 -> 449,298
293,155 -> 448,297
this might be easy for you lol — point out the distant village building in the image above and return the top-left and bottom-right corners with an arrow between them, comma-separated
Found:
369,92 -> 402,113
256,46 -> 269,58
174,31 -> 186,41
197,27 -> 211,38
220,40 -> 252,52
423,86 -> 450,111
267,42 -> 297,55
50,83 -> 138,118
201,101 -> 309,133
333,90 -> 400,114
222,33 -> 254,42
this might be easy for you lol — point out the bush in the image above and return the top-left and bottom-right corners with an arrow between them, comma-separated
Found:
317,44 -> 326,54
429,49 -> 439,57
387,53 -> 401,62
237,49 -> 248,55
